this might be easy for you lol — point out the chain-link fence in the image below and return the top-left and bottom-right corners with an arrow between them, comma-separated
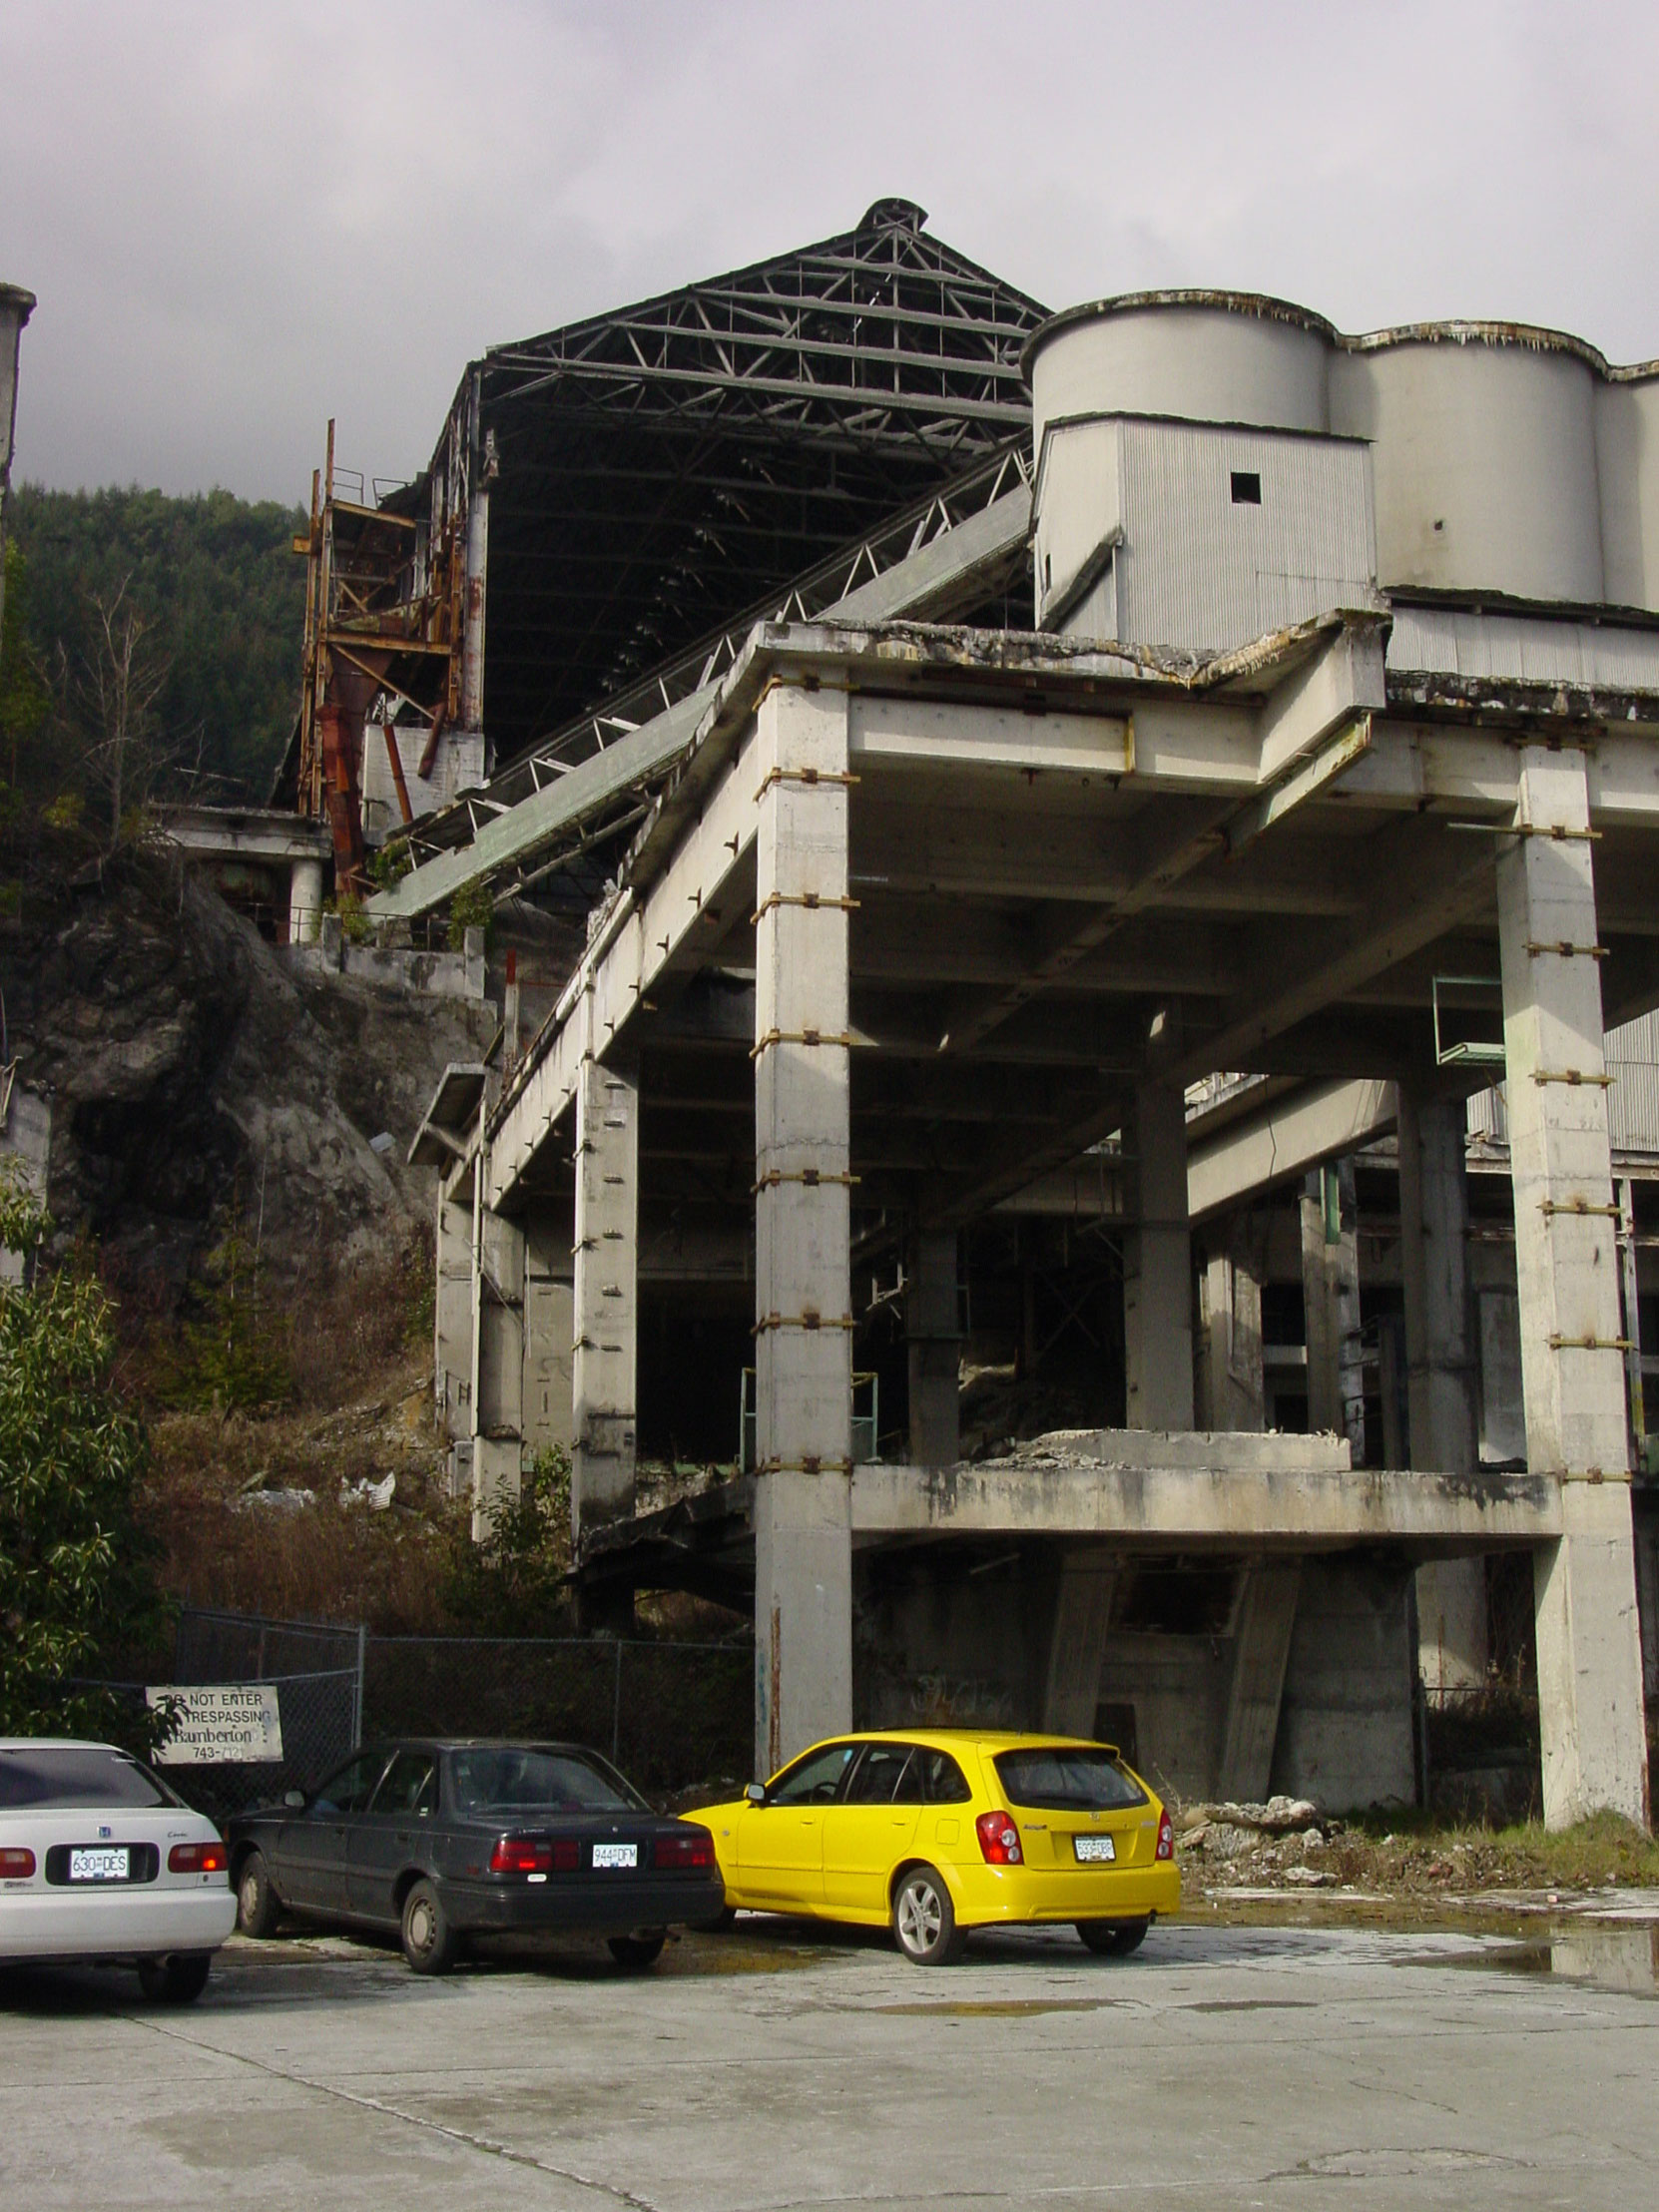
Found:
144,1610 -> 752,1818
364,1635 -> 752,1796
161,1608 -> 365,1824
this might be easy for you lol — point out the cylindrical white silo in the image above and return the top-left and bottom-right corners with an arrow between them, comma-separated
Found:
1331,328 -> 1605,605
1026,291 -> 1336,450
1597,369 -> 1659,613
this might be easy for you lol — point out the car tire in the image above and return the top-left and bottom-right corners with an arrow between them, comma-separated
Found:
236,1851 -> 281,1938
690,1905 -> 737,1934
891,1865 -> 967,1966
138,1952 -> 213,2004
1076,1918 -> 1150,1957
400,1880 -> 461,1975
607,1932 -> 667,1971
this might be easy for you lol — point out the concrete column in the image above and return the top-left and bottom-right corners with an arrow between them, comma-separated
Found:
434,1176 -> 475,1445
1497,742 -> 1649,1829
1042,1546 -> 1118,1736
571,1056 -> 639,1546
753,683 -> 854,1776
1196,1217 -> 1265,1431
287,855 -> 324,946
1399,1088 -> 1487,1693
1216,1563 -> 1302,1802
907,1227 -> 961,1466
471,1205 -> 525,1542
1302,1159 -> 1364,1455
1124,1078 -> 1193,1430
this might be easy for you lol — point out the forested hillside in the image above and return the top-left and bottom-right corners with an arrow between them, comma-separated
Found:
4,483 -> 305,807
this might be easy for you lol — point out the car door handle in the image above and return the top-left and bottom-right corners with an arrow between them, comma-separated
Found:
395,1831 -> 412,1845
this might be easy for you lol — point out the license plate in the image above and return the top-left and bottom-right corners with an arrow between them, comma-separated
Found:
69,1848 -> 130,1883
591,1843 -> 638,1871
1074,1834 -> 1117,1864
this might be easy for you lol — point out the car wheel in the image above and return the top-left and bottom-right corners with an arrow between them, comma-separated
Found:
138,1952 -> 213,2004
236,1851 -> 281,1938
690,1905 -> 737,1934
608,1932 -> 667,1971
1076,1918 -> 1150,1957
400,1880 -> 461,1975
891,1866 -> 966,1965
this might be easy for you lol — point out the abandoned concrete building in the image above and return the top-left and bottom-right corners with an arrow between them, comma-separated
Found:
264,205 -> 1659,1829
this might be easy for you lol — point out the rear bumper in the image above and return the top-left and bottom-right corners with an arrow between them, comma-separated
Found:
449,1873 -> 727,1936
0,1885 -> 238,1962
948,1861 -> 1181,1928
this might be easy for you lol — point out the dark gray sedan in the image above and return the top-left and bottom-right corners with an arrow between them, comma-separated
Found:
225,1740 -> 723,1973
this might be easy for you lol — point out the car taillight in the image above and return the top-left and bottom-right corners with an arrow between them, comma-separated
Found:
975,1811 -> 1022,1866
654,1827 -> 715,1871
1155,1811 -> 1174,1862
488,1836 -> 579,1874
0,1848 -> 36,1879
168,1842 -> 226,1875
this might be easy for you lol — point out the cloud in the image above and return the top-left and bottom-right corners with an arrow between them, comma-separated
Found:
3,0 -> 1655,500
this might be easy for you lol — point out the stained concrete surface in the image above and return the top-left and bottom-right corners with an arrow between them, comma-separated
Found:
2,1913 -> 1656,2211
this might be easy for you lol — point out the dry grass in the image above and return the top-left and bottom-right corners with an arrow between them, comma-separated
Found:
142,1383 -> 467,1632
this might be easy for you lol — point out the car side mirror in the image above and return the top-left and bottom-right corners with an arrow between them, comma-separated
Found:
745,1782 -> 767,1805
282,1789 -> 306,1809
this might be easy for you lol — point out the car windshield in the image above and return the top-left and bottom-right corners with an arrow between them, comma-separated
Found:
993,1748 -> 1147,1813
0,1746 -> 182,1811
448,1748 -> 645,1816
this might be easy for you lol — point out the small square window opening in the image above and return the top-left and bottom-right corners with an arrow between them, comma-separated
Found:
1230,470 -> 1262,505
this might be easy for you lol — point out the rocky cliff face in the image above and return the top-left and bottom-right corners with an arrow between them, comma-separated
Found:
0,846 -> 495,1295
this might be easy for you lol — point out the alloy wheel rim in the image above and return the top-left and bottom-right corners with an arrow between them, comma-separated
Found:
897,1880 -> 942,1953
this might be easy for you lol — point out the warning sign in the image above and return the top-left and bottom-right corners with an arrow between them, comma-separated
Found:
147,1683 -> 284,1764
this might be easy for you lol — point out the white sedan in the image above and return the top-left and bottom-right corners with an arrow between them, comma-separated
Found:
0,1738 -> 237,2002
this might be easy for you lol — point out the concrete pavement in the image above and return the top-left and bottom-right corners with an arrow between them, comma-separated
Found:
3,1912 -> 1656,2210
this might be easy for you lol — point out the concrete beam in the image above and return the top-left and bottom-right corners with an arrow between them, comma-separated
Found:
1302,1160 -> 1364,1456
1188,1077 -> 1397,1224
849,1444 -> 1561,1550
485,713 -> 762,1209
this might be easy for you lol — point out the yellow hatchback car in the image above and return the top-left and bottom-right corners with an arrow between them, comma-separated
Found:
691,1730 -> 1178,1965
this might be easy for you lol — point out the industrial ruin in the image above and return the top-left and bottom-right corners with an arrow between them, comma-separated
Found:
197,203 -> 1659,1827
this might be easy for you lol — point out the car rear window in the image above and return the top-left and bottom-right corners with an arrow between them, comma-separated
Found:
448,1748 -> 646,1816
992,1748 -> 1147,1812
0,1747 -> 181,1810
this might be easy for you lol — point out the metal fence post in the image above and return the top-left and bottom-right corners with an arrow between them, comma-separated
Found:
612,1640 -> 624,1765
354,1624 -> 367,1748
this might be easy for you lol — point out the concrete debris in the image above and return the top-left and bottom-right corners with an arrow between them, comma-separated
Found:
235,1485 -> 315,1514
1179,1796 -> 1321,1837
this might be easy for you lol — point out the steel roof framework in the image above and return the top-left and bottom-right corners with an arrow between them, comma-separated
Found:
424,200 -> 1046,759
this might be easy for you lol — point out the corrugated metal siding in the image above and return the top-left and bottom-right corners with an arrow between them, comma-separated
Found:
1467,1011 -> 1659,1155
1386,605 -> 1659,691
1116,418 -> 1376,652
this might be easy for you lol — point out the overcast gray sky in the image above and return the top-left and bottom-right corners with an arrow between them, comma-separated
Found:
3,1 -> 1656,505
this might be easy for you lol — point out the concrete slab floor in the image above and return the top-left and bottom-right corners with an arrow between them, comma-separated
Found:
2,1914 -> 1655,2212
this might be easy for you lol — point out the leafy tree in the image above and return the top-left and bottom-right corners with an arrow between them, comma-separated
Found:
0,1166 -> 176,1749
151,1217 -> 290,1414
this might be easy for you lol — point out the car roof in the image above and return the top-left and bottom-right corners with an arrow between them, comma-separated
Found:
805,1729 -> 1116,1754
0,1738 -> 128,1754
